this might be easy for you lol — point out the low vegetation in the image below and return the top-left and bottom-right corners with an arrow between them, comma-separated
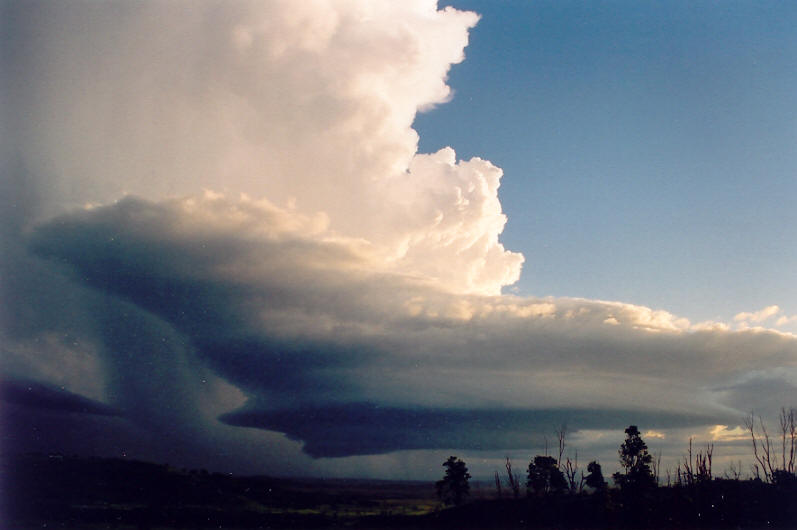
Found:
433,411 -> 797,528
4,408 -> 796,528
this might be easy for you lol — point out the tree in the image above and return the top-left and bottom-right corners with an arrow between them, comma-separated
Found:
526,455 -> 567,496
613,426 -> 657,525
556,424 -> 583,492
436,456 -> 471,506
585,460 -> 607,491
744,408 -> 796,484
505,456 -> 521,498
613,425 -> 656,491
563,452 -> 582,493
677,438 -> 713,485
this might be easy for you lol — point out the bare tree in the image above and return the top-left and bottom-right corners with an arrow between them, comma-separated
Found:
779,407 -> 796,474
751,462 -> 761,481
651,449 -> 662,486
555,423 -> 586,493
556,424 -> 567,470
678,438 -> 713,486
696,443 -> 713,482
723,460 -> 743,481
678,437 -> 693,486
505,456 -> 520,498
563,452 -> 584,493
745,412 -> 773,481
744,408 -> 796,483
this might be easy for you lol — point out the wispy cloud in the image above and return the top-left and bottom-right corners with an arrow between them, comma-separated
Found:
734,305 -> 781,324
734,305 -> 797,332
776,315 -> 797,327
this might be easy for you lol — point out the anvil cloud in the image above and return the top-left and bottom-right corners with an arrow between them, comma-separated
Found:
2,0 -> 796,477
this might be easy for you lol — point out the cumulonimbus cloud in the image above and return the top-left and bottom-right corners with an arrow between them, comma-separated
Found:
2,1 -> 796,474
19,194 -> 797,460
5,0 -> 520,295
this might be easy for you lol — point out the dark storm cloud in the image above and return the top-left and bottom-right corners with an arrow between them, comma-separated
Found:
0,377 -> 120,416
18,195 -> 797,462
2,403 -> 134,457
713,376 -> 797,414
220,403 -> 725,458
27,197 -> 382,406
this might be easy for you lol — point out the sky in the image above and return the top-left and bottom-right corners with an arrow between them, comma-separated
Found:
419,0 -> 797,325
1,0 -> 796,481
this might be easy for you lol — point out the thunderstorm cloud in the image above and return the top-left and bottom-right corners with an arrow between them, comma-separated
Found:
2,0 -> 796,477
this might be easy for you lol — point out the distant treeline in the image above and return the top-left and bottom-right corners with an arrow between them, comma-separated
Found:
3,410 -> 796,529
435,415 -> 797,528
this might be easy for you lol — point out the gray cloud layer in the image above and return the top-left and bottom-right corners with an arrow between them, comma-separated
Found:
2,194 -> 791,469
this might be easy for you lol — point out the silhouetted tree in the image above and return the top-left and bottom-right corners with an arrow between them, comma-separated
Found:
505,456 -> 520,498
436,456 -> 471,506
613,426 -> 657,525
677,438 -> 713,485
526,455 -> 567,496
745,408 -> 796,484
563,453 -> 583,493
613,425 -> 656,491
585,460 -> 606,491
556,424 -> 567,469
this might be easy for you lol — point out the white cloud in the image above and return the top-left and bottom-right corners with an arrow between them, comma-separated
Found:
644,430 -> 666,439
709,425 -> 747,442
776,314 -> 797,327
734,305 -> 781,324
691,320 -> 731,332
8,0 -> 519,295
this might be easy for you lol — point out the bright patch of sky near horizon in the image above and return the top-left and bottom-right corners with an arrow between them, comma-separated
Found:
415,0 -> 797,328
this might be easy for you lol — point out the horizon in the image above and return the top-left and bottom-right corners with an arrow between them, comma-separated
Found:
2,0 -> 796,481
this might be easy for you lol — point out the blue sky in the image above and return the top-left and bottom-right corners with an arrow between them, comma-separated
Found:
416,0 -> 797,325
